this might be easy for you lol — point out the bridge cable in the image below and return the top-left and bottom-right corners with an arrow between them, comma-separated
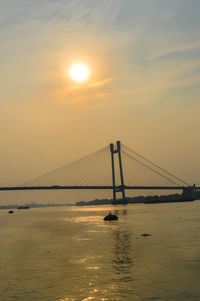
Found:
122,150 -> 180,186
122,144 -> 188,186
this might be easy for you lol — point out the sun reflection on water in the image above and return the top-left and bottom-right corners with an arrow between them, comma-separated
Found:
58,297 -> 77,301
85,266 -> 100,270
82,297 -> 95,301
62,216 -> 102,224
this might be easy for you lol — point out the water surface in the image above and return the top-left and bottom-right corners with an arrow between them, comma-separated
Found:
0,201 -> 200,301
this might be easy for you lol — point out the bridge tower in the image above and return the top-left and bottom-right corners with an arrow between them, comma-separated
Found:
110,141 -> 127,204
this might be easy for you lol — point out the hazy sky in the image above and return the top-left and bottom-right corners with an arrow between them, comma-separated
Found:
0,0 -> 200,202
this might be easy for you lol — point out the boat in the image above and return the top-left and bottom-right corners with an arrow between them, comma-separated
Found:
104,212 -> 118,221
8,210 -> 14,214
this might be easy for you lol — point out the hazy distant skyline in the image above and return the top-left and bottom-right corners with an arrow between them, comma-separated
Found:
0,0 -> 200,203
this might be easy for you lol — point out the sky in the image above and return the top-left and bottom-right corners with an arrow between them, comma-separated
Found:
0,0 -> 200,203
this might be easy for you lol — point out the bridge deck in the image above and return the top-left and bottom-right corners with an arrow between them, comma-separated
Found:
0,185 -> 195,191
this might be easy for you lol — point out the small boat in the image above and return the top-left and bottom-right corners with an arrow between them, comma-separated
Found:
17,206 -> 30,209
141,233 -> 151,237
8,210 -> 14,214
104,212 -> 118,221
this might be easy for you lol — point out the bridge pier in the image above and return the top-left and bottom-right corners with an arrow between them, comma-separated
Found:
110,141 -> 127,204
182,185 -> 196,200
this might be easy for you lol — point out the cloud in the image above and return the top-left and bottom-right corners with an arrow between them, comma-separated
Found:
1,0 -> 200,110
150,42 -> 200,62
50,76 -> 115,109
0,0 -> 121,30
88,77 -> 114,88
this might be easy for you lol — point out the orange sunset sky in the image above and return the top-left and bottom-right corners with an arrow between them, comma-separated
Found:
0,1 -> 200,203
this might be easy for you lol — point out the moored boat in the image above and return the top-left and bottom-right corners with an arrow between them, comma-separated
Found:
104,212 -> 118,221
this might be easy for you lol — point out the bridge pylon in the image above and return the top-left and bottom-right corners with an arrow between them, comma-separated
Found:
110,141 -> 127,205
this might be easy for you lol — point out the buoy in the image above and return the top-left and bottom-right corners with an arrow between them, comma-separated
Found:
104,212 -> 118,221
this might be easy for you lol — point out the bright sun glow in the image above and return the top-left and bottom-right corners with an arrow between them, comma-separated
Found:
69,63 -> 90,83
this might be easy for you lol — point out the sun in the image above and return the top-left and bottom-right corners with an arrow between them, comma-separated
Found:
69,63 -> 90,83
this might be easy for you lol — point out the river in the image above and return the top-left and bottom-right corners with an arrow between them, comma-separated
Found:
0,201 -> 200,301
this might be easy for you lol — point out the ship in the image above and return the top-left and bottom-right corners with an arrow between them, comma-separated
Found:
17,206 -> 30,209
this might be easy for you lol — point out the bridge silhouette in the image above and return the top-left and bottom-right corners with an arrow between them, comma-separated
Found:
0,141 -> 199,203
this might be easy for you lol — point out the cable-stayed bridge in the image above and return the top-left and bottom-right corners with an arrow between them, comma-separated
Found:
0,141 -> 199,203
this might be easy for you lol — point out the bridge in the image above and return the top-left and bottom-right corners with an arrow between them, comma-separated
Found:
0,141 -> 198,203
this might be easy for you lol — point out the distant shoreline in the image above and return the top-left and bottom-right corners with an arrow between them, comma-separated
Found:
0,203 -> 73,210
1,192 -> 198,210
76,192 -> 196,206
